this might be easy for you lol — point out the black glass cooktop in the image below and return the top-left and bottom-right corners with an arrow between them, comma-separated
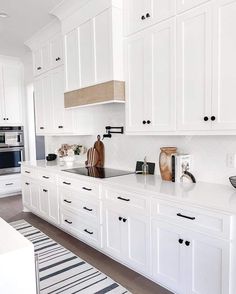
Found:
63,167 -> 134,179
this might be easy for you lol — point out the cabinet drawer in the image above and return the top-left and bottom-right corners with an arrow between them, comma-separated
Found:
103,187 -> 149,213
60,188 -> 100,222
21,166 -> 36,177
58,176 -> 99,198
60,209 -> 101,247
152,199 -> 232,239
0,175 -> 21,192
37,170 -> 56,183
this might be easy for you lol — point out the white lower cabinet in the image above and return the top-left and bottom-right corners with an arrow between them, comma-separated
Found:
103,204 -> 150,275
152,219 -> 230,294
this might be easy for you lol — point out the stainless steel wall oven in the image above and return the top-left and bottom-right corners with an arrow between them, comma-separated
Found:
0,126 -> 24,175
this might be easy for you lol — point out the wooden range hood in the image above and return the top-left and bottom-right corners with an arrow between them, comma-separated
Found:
64,80 -> 125,108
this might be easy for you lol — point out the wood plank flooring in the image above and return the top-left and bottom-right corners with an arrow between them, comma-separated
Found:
0,195 -> 173,294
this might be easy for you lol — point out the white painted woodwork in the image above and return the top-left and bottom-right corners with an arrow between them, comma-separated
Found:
79,20 -> 95,88
126,19 -> 175,133
64,28 -> 80,92
0,174 -> 21,197
211,0 -> 236,130
176,0 -> 210,13
50,34 -> 64,68
176,4 -> 212,131
124,0 -> 176,36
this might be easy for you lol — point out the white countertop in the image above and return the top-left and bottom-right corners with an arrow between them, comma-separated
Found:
0,218 -> 33,255
21,160 -> 236,214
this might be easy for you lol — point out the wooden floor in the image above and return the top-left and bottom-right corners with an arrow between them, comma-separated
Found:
0,195 -> 173,294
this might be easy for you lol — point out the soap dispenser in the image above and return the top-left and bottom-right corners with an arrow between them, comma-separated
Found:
142,156 -> 149,175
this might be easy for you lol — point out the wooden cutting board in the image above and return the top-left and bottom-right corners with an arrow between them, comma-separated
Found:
85,147 -> 99,167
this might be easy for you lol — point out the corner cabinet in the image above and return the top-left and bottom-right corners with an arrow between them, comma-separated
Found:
125,19 -> 176,133
0,62 -> 23,125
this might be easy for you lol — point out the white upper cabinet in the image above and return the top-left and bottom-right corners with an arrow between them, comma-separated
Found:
79,20 -> 95,88
211,0 -> 236,130
63,4 -> 123,93
64,29 -> 80,92
176,4 -> 212,131
126,19 -> 176,133
0,62 -> 23,125
50,34 -> 64,68
124,0 -> 176,36
177,0 -> 210,13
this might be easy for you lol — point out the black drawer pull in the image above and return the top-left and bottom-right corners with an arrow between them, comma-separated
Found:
63,181 -> 71,185
5,183 -> 13,186
83,206 -> 93,212
43,189 -> 48,193
25,182 -> 30,185
58,126 -> 63,129
65,219 -> 72,224
82,187 -> 92,191
40,127 -> 44,130
42,176 -> 49,179
64,199 -> 72,204
37,66 -> 42,70
25,171 -> 30,174
117,196 -> 130,202
56,57 -> 61,61
177,213 -> 195,220
84,229 -> 93,235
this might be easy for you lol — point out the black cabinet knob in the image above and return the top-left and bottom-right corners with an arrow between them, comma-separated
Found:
40,127 -> 44,130
211,116 -> 216,121
146,13 -> 151,18
6,118 -> 9,120
141,15 -> 146,20
178,239 -> 184,244
204,116 -> 209,121
142,120 -> 147,124
118,217 -> 123,221
3,118 -> 5,120
185,241 -> 190,246
123,218 -> 127,223
37,66 -> 42,70
56,57 -> 61,61
58,126 -> 64,129
147,120 -> 151,124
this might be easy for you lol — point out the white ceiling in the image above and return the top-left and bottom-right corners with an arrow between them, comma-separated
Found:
0,0 -> 63,57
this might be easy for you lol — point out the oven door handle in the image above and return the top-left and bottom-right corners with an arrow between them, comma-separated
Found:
0,147 -> 24,152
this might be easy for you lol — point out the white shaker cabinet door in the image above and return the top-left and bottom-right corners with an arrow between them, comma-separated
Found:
79,20 -> 95,88
176,4 -> 212,131
39,186 -> 50,217
41,42 -> 51,73
34,78 -> 45,134
177,0 -> 210,13
50,34 -> 63,68
125,31 -> 148,132
30,181 -> 40,212
22,180 -> 32,208
151,220 -> 185,294
51,67 -> 72,134
48,185 -> 59,225
3,64 -> 22,124
33,49 -> 42,76
103,206 -> 125,261
148,19 -> 176,131
124,213 -> 150,275
186,231 -> 230,294
64,29 -> 80,92
124,0 -> 176,36
211,0 -> 236,130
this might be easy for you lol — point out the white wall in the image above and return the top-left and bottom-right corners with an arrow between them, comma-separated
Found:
44,105 -> 236,186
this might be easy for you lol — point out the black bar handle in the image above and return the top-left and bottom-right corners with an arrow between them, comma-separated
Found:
117,196 -> 130,202
25,171 -> 31,174
63,181 -> 71,185
65,219 -> 72,224
43,189 -> 48,193
83,206 -> 93,212
84,229 -> 93,235
82,187 -> 92,191
177,213 -> 195,220
25,182 -> 30,185
5,183 -> 13,186
64,199 -> 72,204
42,176 -> 49,179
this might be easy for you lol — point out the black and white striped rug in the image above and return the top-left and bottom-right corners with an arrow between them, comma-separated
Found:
10,220 -> 130,294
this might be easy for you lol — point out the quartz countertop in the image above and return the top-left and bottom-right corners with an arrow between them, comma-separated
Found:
21,160 -> 236,214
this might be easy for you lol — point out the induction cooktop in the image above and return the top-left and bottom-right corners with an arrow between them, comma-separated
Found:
62,167 -> 134,179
